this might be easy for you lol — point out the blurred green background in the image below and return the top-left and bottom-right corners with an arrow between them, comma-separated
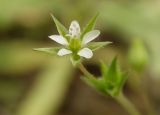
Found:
0,0 -> 160,115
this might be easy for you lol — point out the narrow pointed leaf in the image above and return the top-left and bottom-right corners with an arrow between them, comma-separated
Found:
81,13 -> 99,39
51,14 -> 68,37
100,61 -> 108,78
105,57 -> 118,83
81,77 -> 106,93
117,72 -> 128,92
88,42 -> 112,51
33,47 -> 60,55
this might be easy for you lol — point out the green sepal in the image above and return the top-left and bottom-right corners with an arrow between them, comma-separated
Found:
81,13 -> 99,39
51,14 -> 68,38
33,47 -> 61,55
70,55 -> 81,66
88,41 -> 112,51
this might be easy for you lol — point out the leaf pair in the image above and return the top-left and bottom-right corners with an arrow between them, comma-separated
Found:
82,57 -> 128,97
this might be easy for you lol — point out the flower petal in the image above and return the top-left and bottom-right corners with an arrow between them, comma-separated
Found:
57,48 -> 72,56
77,48 -> 93,59
82,30 -> 100,45
69,20 -> 81,38
49,35 -> 68,45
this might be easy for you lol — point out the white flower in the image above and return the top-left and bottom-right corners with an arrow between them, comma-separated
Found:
49,20 -> 100,59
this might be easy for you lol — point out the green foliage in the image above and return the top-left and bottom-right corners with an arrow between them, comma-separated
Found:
82,57 -> 128,96
87,42 -> 112,51
81,76 -> 107,94
33,47 -> 61,55
51,14 -> 68,38
81,13 -> 99,39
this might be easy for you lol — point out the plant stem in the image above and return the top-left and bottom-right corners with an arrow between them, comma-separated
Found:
129,72 -> 156,115
115,92 -> 141,115
78,63 -> 141,115
78,62 -> 95,78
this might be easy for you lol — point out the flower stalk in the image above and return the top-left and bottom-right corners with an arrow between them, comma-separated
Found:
78,62 -> 95,78
78,62 -> 141,115
115,92 -> 141,115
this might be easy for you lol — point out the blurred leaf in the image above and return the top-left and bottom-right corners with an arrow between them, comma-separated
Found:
105,57 -> 118,83
81,13 -> 99,39
33,47 -> 60,55
117,72 -> 128,93
81,76 -> 107,94
16,58 -> 73,115
51,14 -> 68,38
88,42 -> 112,51
100,61 -> 108,77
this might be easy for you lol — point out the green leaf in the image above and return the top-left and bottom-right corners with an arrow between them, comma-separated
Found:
109,72 -> 128,96
51,14 -> 68,37
105,57 -> 118,83
88,42 -> 112,51
117,72 -> 128,92
100,61 -> 108,77
33,47 -> 61,55
81,13 -> 99,39
81,76 -> 106,94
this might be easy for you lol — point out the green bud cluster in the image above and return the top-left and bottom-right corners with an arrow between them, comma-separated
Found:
82,57 -> 128,97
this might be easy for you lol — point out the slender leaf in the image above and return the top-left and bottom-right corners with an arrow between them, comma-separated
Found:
117,72 -> 128,92
105,57 -> 118,83
51,14 -> 68,37
100,61 -> 108,78
33,47 -> 61,55
81,76 -> 106,94
88,41 -> 112,51
81,13 -> 99,39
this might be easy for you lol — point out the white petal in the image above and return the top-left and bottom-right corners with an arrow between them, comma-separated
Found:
69,20 -> 81,37
57,48 -> 72,56
77,48 -> 93,59
82,30 -> 100,45
49,35 -> 68,45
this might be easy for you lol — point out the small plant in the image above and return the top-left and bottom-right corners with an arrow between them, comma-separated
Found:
81,57 -> 128,97
34,13 -> 141,115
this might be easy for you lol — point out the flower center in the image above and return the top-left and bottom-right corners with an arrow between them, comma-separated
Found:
69,38 -> 81,52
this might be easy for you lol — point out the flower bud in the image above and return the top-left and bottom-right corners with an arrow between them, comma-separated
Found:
128,38 -> 149,72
